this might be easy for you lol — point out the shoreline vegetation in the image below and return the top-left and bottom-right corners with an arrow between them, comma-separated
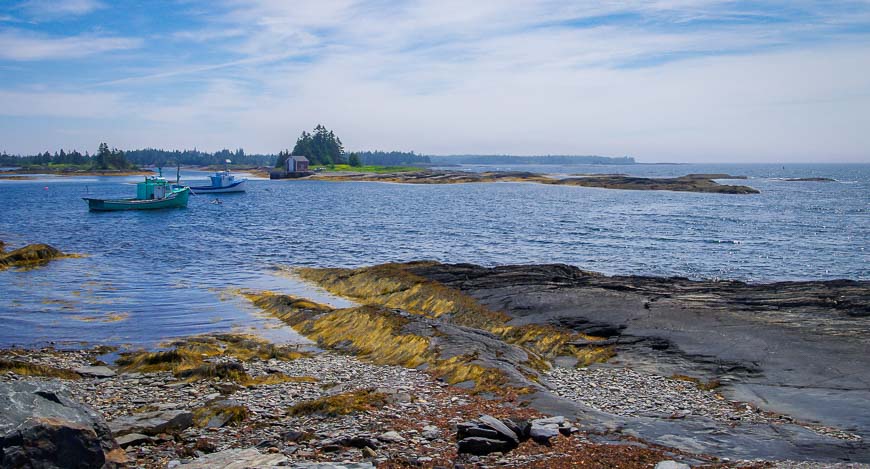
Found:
2,253 -> 868,466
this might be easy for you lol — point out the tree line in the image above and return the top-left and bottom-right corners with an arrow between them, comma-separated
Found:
0,143 -> 134,170
1,126 -> 431,170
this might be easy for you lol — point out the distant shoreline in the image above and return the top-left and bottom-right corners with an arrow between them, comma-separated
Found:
0,167 -> 154,177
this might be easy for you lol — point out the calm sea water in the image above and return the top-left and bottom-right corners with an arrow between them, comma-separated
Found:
0,164 -> 867,348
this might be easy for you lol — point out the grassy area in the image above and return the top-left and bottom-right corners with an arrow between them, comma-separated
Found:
312,164 -> 420,173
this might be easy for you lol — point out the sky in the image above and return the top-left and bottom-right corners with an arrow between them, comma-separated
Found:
1,1 -> 869,163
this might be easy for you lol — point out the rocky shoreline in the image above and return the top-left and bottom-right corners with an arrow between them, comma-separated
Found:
2,260 -> 868,468
1,341 -> 707,468
310,171 -> 760,194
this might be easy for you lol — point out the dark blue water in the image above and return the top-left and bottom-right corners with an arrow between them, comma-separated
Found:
0,165 -> 867,347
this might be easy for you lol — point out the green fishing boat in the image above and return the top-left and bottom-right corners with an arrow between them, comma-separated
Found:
84,175 -> 190,211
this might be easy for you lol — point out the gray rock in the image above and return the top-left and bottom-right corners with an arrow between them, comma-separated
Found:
0,381 -> 118,469
457,436 -> 514,455
115,433 -> 152,448
529,424 -> 560,445
655,461 -> 690,469
479,415 -> 519,443
376,430 -> 404,443
108,409 -> 193,436
531,416 -> 565,427
73,366 -> 116,378
183,448 -> 287,468
421,425 -> 440,440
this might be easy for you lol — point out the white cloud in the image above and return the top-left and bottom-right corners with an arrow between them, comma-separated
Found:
0,28 -> 141,60
2,0 -> 870,161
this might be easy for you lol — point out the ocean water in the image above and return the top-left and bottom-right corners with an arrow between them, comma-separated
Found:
0,164 -> 867,348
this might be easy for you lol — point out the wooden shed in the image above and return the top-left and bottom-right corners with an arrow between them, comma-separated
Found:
286,155 -> 309,172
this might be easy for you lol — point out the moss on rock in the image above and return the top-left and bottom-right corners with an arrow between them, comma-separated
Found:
0,243 -> 79,270
0,358 -> 81,380
287,389 -> 388,417
294,263 -> 614,369
116,333 -> 307,383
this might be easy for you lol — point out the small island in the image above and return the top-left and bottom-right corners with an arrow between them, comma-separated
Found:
783,177 -> 836,182
311,170 -> 761,194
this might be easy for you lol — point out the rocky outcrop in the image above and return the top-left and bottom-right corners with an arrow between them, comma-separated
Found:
0,381 -> 120,468
783,177 -> 836,182
456,414 -> 575,455
0,243 -> 76,270
311,170 -> 760,194
246,291 -> 546,393
403,261 -> 870,461
287,261 -> 870,462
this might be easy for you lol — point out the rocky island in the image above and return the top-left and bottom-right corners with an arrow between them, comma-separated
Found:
2,259 -> 867,467
310,171 -> 761,194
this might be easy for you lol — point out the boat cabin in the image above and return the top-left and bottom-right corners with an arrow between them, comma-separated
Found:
210,171 -> 236,188
136,176 -> 171,200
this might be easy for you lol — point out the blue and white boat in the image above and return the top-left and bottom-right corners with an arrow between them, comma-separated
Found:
189,161 -> 247,194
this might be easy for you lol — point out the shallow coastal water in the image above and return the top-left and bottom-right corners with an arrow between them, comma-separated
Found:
0,164 -> 867,347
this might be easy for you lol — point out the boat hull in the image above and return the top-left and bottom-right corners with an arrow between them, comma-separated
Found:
84,187 -> 190,211
189,179 -> 246,193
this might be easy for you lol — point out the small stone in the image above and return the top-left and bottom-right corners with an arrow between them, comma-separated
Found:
377,431 -> 404,443
655,461 -> 690,469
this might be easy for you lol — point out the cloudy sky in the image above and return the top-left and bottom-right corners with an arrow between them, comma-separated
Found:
1,0 -> 869,162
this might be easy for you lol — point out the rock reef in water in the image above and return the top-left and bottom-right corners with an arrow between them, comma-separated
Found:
783,177 -> 836,182
0,242 -> 76,270
310,170 -> 760,194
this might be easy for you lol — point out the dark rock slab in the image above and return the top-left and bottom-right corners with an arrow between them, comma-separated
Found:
0,381 -> 118,468
478,414 -> 519,443
108,409 -> 193,437
115,433 -> 151,448
457,436 -> 514,455
408,262 -> 870,462
73,366 -> 116,378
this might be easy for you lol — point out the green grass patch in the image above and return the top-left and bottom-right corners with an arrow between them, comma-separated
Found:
312,164 -> 420,173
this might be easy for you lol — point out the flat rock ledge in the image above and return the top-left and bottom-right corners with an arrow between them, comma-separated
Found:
311,170 -> 760,194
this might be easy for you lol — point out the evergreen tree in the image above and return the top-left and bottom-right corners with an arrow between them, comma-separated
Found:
348,152 -> 361,167
284,125 -> 345,166
95,143 -> 111,170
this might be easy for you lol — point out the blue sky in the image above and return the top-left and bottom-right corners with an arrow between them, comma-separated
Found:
1,0 -> 869,162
